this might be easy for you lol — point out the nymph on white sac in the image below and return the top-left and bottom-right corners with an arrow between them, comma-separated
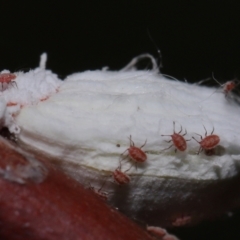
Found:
1,53 -> 240,228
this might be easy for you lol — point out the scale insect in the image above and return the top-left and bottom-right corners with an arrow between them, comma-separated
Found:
222,80 -> 239,97
0,73 -> 17,90
212,74 -> 239,97
112,162 -> 131,185
121,135 -> 147,168
161,121 -> 190,152
192,126 -> 220,155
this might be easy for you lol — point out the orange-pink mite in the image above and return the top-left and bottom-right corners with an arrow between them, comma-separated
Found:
212,74 -> 239,97
161,121 -> 189,152
192,126 -> 220,154
123,135 -> 147,163
223,80 -> 236,97
0,73 -> 17,88
112,164 -> 131,185
0,73 -> 16,82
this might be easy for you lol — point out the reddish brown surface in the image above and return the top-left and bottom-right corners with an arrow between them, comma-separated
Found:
0,138 -> 154,240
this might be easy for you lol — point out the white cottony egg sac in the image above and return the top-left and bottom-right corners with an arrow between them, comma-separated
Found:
0,53 -> 62,134
2,53 -> 240,227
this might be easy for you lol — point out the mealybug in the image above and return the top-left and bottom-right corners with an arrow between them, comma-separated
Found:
192,126 -> 220,155
161,121 -> 190,152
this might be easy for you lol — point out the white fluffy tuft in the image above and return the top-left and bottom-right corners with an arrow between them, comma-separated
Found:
0,54 -> 62,134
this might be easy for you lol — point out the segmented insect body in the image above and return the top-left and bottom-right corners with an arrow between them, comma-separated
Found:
200,135 -> 220,149
112,164 -> 131,185
0,73 -> 17,89
212,75 -> 239,97
192,126 -> 220,154
113,168 -> 130,185
224,81 -> 236,95
161,121 -> 189,152
0,73 -> 16,82
123,135 -> 147,163
128,146 -> 147,163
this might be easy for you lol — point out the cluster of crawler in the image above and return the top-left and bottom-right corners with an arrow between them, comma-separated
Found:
113,122 -> 220,186
88,74 -> 240,195
89,122 -> 221,239
0,71 -> 238,240
87,77 -> 240,240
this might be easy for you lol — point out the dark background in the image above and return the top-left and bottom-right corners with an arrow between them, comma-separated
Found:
1,1 -> 240,82
1,1 -> 240,239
